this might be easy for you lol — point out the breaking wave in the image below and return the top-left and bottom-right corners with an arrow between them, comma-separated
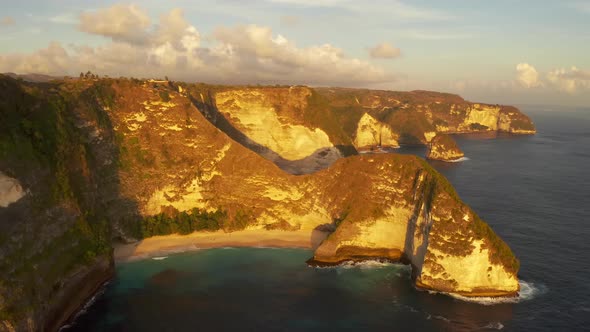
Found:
313,259 -> 410,271
338,260 -> 397,269
448,156 -> 470,163
482,322 -> 504,330
448,280 -> 546,305
152,256 -> 168,260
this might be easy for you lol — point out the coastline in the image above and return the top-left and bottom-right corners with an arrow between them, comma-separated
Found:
114,229 -> 330,263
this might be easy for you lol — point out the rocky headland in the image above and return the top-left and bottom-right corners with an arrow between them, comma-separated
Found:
426,134 -> 465,162
0,75 -> 534,331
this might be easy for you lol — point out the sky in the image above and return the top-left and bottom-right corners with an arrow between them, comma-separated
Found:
0,0 -> 589,106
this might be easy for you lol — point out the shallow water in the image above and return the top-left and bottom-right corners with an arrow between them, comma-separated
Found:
65,106 -> 590,331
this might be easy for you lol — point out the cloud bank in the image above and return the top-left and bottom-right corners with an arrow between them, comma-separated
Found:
0,4 -> 391,86
516,63 -> 590,94
516,63 -> 541,88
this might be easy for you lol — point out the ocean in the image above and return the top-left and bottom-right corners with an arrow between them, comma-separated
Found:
64,106 -> 590,331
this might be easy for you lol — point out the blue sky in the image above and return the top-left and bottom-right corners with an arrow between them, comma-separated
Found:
1,0 -> 589,106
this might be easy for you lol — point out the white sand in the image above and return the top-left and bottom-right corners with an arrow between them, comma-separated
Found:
114,229 -> 330,263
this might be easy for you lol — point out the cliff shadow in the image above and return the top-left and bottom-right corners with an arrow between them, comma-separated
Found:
188,91 -> 346,175
403,169 -> 434,279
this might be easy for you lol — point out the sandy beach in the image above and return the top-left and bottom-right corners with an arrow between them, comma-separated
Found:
114,229 -> 330,263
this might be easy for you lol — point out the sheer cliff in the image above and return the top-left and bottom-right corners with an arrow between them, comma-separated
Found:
0,76 -> 525,331
180,85 -> 534,172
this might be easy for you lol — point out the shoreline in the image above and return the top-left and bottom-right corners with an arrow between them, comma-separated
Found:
114,229 -> 330,263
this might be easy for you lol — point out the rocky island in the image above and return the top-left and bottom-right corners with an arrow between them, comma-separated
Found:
426,134 -> 465,162
0,75 -> 534,331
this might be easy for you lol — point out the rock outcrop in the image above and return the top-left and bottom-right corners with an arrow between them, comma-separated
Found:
309,155 -> 519,297
0,76 -> 526,330
214,88 -> 334,161
180,86 -> 534,173
426,134 -> 465,162
0,172 -> 26,208
353,113 -> 399,150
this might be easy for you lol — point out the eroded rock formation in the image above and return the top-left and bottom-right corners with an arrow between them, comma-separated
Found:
426,134 -> 465,162
0,76 -> 527,330
184,85 -> 534,172
353,113 -> 399,150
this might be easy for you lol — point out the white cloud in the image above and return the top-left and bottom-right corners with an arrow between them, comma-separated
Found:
515,63 -> 590,94
79,4 -> 151,44
0,42 -> 70,74
0,4 -> 392,86
516,63 -> 541,88
547,66 -> 590,93
368,42 -> 401,59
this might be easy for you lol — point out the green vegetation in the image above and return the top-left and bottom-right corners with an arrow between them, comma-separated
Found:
125,206 -> 256,239
418,158 -> 519,274
303,90 -> 362,150
159,90 -> 171,102
0,76 -> 115,323
138,208 -> 227,237
118,135 -> 156,169
383,108 -> 435,144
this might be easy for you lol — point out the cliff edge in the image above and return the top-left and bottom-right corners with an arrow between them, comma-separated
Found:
0,76 -> 524,330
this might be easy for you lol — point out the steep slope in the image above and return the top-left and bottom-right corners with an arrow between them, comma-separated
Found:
179,85 -> 534,174
353,113 -> 399,150
0,77 -> 116,331
314,88 -> 535,143
0,76 -> 522,330
426,134 -> 465,162
309,155 -> 518,296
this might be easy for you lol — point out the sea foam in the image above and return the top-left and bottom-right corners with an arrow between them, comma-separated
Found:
447,280 -> 546,305
448,156 -> 470,163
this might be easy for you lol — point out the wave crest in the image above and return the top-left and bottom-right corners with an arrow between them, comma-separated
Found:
448,156 -> 470,163
448,280 -> 547,305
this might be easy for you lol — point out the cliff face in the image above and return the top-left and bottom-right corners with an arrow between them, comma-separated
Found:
309,155 -> 519,296
312,89 -> 535,143
426,134 -> 465,162
0,76 -> 524,330
353,113 -> 399,150
0,77 -> 116,331
180,86 -> 534,174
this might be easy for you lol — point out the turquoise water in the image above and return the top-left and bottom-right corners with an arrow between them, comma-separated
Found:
66,248 -> 523,331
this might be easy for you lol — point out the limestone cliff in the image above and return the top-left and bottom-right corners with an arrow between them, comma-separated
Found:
0,76 -> 524,330
309,155 -> 519,297
177,86 -> 534,174
353,113 -> 399,150
426,134 -> 465,162
313,89 -> 536,143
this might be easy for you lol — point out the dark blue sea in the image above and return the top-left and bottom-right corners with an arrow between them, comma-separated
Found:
65,107 -> 590,331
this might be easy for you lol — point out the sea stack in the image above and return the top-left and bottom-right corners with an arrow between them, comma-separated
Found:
426,134 -> 465,162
